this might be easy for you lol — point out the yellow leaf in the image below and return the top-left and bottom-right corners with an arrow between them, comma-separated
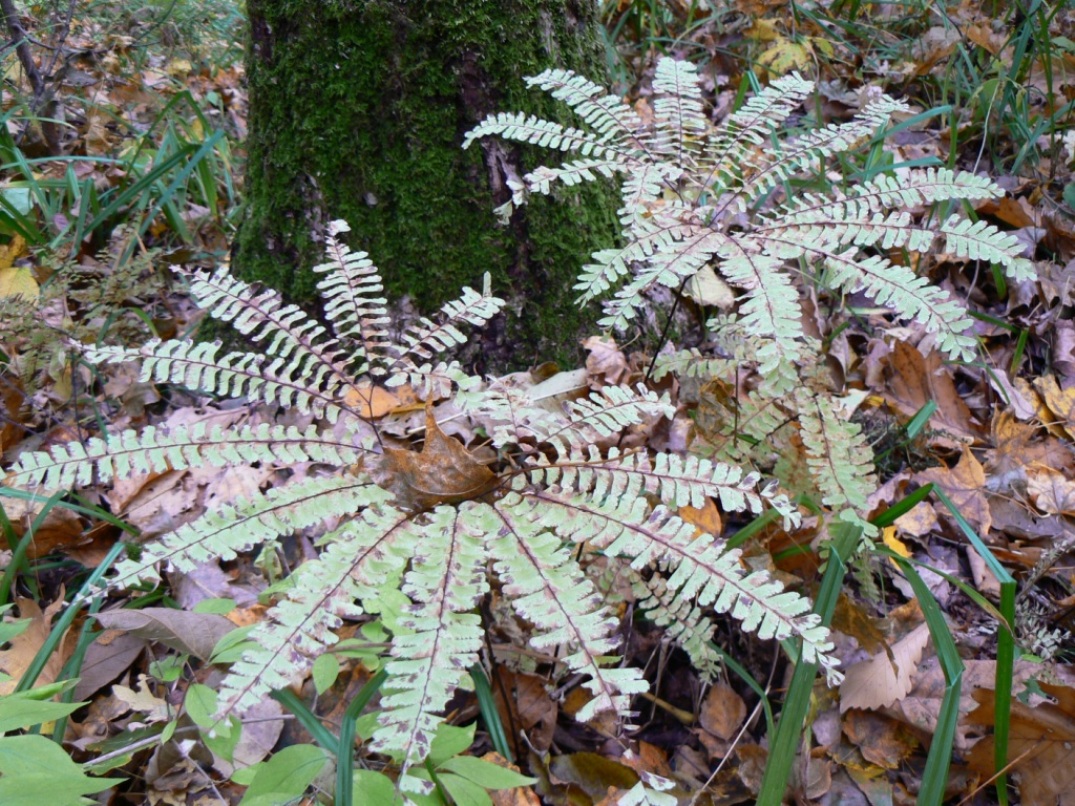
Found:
0,266 -> 39,300
1032,374 -> 1075,441
881,526 -> 910,559
0,234 -> 26,269
0,234 -> 34,298
747,18 -> 782,43
1027,467 -> 1075,516
679,498 -> 722,537
758,38 -> 813,75
343,382 -> 401,418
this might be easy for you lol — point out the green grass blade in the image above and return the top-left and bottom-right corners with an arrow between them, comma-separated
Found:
933,487 -> 1015,804
893,557 -> 963,805
756,522 -> 861,805
470,664 -> 513,762
337,668 -> 388,806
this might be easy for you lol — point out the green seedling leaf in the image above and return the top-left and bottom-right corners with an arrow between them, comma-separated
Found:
237,744 -> 329,806
0,734 -> 121,805
439,773 -> 493,806
312,653 -> 339,696
428,722 -> 476,767
0,691 -> 86,734
193,598 -> 236,615
438,755 -> 535,789
210,625 -> 258,664
352,769 -> 403,805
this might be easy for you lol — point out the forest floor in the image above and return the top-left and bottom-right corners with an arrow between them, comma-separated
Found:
2,1 -> 1075,804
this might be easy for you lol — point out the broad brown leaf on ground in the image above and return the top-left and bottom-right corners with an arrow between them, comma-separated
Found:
697,681 -> 747,760
0,596 -> 73,695
914,446 -> 992,534
883,340 -> 979,447
376,404 -> 497,511
840,623 -> 930,712
842,709 -> 918,770
492,669 -> 558,754
968,683 -> 1075,806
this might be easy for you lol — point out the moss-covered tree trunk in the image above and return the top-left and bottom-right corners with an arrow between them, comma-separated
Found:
236,0 -> 621,369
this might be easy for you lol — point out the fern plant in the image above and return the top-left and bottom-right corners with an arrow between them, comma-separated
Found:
465,56 -> 1032,533
3,220 -> 836,796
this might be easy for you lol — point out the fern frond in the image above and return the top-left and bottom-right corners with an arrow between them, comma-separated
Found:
217,506 -> 414,716
598,226 -> 728,329
373,505 -> 489,778
575,212 -> 696,303
795,390 -> 877,533
633,572 -> 723,679
492,498 -> 649,721
650,57 -> 706,163
616,161 -> 681,227
650,348 -> 736,383
704,72 -> 815,179
524,158 -> 626,196
820,251 -> 978,360
9,422 -> 365,490
86,340 -> 356,423
102,476 -> 390,591
533,447 -> 769,515
393,284 -> 505,368
717,252 -> 802,395
524,67 -> 647,147
939,215 -> 1034,278
462,112 -> 625,159
528,492 -> 840,682
555,384 -> 674,442
313,219 -> 392,368
846,167 -> 1004,209
184,266 -> 364,401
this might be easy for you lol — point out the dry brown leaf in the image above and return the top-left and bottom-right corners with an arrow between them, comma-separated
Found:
0,596 -> 72,695
0,494 -> 88,559
485,753 -> 542,806
884,340 -> 979,446
840,622 -> 930,712
842,709 -> 918,770
582,335 -> 629,386
1031,374 -> 1075,441
492,670 -> 557,754
968,683 -> 1075,806
1026,467 -> 1075,516
914,446 -> 992,535
377,405 -> 496,511
699,682 -> 746,741
342,381 -> 402,418
679,498 -> 722,538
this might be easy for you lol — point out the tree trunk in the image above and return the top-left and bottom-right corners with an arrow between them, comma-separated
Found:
235,0 -> 621,369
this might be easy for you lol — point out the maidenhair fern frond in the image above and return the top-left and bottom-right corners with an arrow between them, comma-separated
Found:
491,499 -> 650,722
86,340 -> 356,423
314,219 -> 392,372
795,390 -> 878,534
374,505 -> 489,783
104,476 -> 392,591
3,206 -> 847,795
9,421 -> 366,490
468,57 -> 1032,385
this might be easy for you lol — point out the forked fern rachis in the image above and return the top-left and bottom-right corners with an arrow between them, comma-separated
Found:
4,215 -> 835,796
466,56 -> 1031,532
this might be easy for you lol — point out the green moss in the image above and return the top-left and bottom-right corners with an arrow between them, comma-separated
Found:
235,0 -> 622,369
